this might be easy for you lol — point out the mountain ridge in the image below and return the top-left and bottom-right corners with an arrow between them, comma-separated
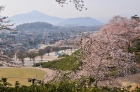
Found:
9,10 -> 64,25
58,17 -> 103,26
9,10 -> 103,26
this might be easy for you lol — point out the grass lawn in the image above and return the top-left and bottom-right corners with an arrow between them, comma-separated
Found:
0,68 -> 46,86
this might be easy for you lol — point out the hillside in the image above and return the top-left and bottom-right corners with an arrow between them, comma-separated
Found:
16,22 -> 54,30
35,50 -> 82,71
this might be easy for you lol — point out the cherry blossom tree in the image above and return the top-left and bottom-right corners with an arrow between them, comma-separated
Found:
73,16 -> 140,86
54,40 -> 65,47
56,0 -> 87,11
0,6 -> 13,30
0,6 -> 14,65
101,16 -> 140,53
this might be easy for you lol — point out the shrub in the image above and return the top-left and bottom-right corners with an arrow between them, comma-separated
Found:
58,54 -> 69,58
0,63 -> 3,66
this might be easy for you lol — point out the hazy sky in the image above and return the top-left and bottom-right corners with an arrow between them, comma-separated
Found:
0,0 -> 140,22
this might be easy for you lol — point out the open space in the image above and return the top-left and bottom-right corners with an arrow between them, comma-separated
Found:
0,68 -> 46,86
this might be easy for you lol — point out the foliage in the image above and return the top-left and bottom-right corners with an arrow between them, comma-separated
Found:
45,46 -> 52,56
0,77 -> 12,92
58,53 -> 69,58
27,51 -> 38,61
38,49 -> 46,61
51,47 -> 60,53
2,78 -> 140,92
35,50 -> 82,71
130,39 -> 140,63
0,63 -> 3,66
16,50 -> 27,65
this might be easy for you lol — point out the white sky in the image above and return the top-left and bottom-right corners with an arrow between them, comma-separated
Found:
0,0 -> 140,22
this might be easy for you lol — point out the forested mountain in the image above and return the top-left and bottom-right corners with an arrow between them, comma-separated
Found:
16,22 -> 54,30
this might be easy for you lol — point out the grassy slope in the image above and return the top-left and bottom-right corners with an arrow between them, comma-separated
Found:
36,50 -> 82,71
0,68 -> 46,86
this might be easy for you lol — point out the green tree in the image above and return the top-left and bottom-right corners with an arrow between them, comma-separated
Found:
38,49 -> 45,61
0,78 -> 12,92
27,51 -> 37,61
16,50 -> 27,66
14,81 -> 20,92
52,47 -> 60,55
28,51 -> 38,65
45,46 -> 51,56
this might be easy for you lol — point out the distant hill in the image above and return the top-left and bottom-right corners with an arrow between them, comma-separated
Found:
16,22 -> 54,30
15,22 -> 100,32
9,10 -> 64,25
9,10 -> 103,26
57,17 -> 103,26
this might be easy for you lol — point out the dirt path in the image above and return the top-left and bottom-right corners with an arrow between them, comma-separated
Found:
117,73 -> 140,87
98,73 -> 140,89
36,67 -> 56,83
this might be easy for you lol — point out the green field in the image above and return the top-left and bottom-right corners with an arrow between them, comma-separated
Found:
0,68 -> 46,86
